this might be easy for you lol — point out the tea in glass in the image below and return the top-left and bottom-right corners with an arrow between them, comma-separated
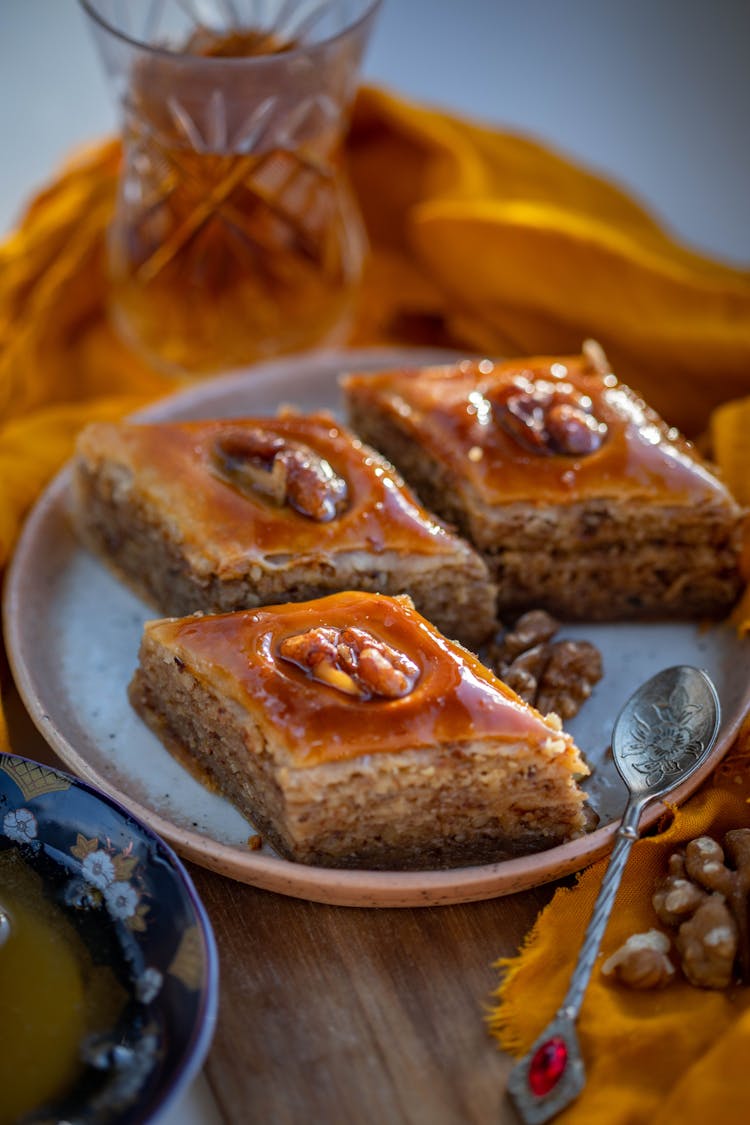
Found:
80,1 -> 381,373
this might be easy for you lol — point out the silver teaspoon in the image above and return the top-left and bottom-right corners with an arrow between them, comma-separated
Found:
507,665 -> 721,1125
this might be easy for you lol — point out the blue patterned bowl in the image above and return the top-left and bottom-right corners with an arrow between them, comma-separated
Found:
0,752 -> 218,1124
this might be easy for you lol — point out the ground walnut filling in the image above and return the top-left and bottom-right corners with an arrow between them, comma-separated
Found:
211,427 -> 349,521
278,625 -> 420,700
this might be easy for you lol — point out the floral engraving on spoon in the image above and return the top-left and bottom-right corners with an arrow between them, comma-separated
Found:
619,683 -> 707,787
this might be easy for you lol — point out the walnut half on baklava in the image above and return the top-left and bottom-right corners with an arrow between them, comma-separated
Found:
128,592 -> 590,870
71,410 -> 497,649
343,345 -> 746,620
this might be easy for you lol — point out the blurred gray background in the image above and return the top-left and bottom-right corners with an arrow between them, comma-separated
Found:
1,0 -> 749,263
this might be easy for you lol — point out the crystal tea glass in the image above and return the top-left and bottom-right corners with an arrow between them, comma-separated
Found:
79,0 -> 381,374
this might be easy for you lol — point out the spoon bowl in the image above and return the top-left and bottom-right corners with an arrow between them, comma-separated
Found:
612,665 -> 721,801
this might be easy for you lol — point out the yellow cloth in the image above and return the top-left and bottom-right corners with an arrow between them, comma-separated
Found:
1,85 -> 750,1119
490,739 -> 750,1125
347,89 -> 750,436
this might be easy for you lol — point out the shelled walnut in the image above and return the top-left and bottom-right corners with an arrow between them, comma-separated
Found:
484,610 -> 602,719
212,427 -> 348,521
279,625 -> 420,701
490,377 -> 609,457
654,830 -> 750,987
605,828 -> 750,991
601,930 -> 675,989
675,893 -> 737,990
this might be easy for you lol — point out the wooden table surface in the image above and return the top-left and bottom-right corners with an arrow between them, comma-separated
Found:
191,868 -> 555,1125
5,677 -> 561,1125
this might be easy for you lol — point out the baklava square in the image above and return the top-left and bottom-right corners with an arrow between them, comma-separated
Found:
128,592 -> 589,869
343,347 -> 745,620
72,410 -> 497,648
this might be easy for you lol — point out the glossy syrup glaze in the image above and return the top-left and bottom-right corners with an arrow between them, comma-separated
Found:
146,592 -> 570,767
79,413 -> 462,569
345,355 -> 735,507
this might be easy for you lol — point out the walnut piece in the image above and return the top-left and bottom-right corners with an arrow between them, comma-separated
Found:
601,930 -> 675,990
685,836 -> 734,896
724,829 -> 750,979
489,376 -> 608,457
279,626 -> 419,701
676,894 -> 738,989
649,829 -> 750,988
484,611 -> 603,719
535,641 -> 603,718
212,428 -> 348,522
652,851 -> 708,926
607,830 -> 750,993
489,610 -> 559,663
545,401 -> 604,456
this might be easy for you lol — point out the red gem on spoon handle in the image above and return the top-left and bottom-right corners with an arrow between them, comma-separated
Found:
528,1037 -> 568,1097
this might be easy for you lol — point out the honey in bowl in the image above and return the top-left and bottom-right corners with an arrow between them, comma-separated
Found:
0,849 -> 127,1124
108,24 -> 367,373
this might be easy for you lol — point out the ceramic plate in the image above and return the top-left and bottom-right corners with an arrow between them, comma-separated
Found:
5,347 -> 750,907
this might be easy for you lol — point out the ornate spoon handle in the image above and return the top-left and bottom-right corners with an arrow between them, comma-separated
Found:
559,795 -> 646,1017
506,795 -> 648,1125
506,666 -> 720,1125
